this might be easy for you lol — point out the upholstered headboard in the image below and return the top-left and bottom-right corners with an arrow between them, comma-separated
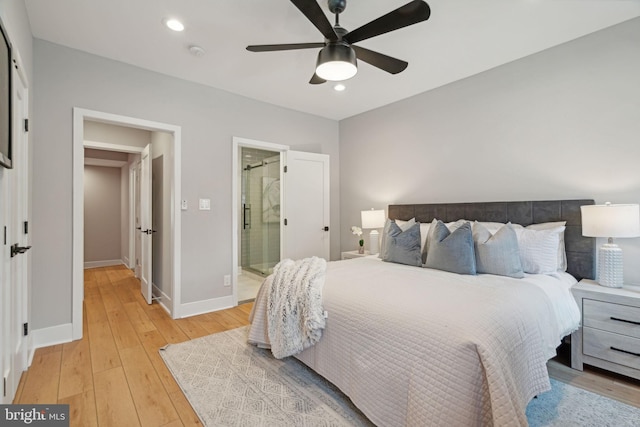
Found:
388,199 -> 595,281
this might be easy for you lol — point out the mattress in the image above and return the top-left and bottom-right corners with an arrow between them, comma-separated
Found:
249,256 -> 581,426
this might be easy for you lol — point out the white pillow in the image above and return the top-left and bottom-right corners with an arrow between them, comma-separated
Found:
526,221 -> 567,271
514,226 -> 565,274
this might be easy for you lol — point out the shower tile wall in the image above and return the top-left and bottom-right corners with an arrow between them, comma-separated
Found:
241,148 -> 280,275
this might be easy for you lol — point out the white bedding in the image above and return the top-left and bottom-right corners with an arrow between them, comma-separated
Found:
249,256 -> 581,427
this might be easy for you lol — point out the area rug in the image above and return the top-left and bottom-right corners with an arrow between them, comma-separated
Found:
160,327 -> 640,426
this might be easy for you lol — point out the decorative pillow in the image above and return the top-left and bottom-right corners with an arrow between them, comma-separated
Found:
422,218 -> 468,264
425,221 -> 476,275
473,222 -> 524,278
379,218 -> 415,259
526,221 -> 567,271
382,222 -> 422,267
514,226 -> 565,274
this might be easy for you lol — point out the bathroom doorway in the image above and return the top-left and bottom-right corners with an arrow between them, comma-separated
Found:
239,147 -> 281,300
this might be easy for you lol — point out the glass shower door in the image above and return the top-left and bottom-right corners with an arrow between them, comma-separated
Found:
243,155 -> 280,276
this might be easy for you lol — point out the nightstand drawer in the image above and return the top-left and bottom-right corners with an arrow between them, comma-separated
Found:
583,327 -> 640,370
583,299 -> 640,339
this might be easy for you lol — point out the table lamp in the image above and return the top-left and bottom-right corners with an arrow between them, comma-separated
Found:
581,202 -> 640,287
361,209 -> 386,255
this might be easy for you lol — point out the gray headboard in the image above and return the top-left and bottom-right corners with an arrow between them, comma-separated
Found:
388,199 -> 595,281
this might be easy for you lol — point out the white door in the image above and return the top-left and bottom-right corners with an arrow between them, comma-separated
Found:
134,162 -> 142,279
282,151 -> 330,260
140,144 -> 153,303
1,62 -> 30,403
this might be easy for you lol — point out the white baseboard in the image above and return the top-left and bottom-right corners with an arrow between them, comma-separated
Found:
152,283 -> 172,316
31,323 -> 73,351
123,255 -> 130,267
178,295 -> 235,319
84,259 -> 124,269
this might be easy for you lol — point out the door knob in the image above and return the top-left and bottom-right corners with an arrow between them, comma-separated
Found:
11,244 -> 31,258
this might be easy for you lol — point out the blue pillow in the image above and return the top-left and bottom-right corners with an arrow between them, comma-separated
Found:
382,222 -> 422,267
473,222 -> 524,278
425,221 -> 476,275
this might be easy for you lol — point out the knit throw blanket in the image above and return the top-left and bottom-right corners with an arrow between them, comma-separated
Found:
267,256 -> 327,359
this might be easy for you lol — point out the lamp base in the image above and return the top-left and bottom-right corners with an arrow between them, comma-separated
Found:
597,243 -> 624,288
369,230 -> 380,256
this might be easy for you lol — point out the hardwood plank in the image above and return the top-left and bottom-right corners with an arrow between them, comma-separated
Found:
18,349 -> 62,403
120,345 -> 180,426
113,279 -> 140,304
94,367 -> 141,427
147,306 -> 189,343
168,389 -> 203,427
84,294 -> 108,324
58,337 -> 94,399
139,329 -> 181,395
87,320 -> 121,373
161,419 -> 186,427
174,317 -> 211,340
99,284 -> 124,313
58,389 -> 98,427
122,301 -> 157,334
106,307 -> 141,350
192,314 -> 227,335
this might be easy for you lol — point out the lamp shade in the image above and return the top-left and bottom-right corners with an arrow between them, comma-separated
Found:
316,44 -> 357,81
581,203 -> 640,238
361,209 -> 385,229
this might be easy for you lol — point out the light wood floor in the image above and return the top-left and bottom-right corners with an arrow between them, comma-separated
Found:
13,265 -> 640,426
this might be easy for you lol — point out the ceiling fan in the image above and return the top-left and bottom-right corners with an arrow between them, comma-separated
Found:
246,0 -> 431,84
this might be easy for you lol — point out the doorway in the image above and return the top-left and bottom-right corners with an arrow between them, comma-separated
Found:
72,108 -> 182,340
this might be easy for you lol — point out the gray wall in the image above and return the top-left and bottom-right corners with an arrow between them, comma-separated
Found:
339,18 -> 640,284
84,165 -> 122,263
31,39 -> 339,328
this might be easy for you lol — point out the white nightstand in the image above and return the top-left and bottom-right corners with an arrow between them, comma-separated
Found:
341,250 -> 370,260
571,279 -> 640,380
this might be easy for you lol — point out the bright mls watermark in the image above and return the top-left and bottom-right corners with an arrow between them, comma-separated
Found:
0,405 -> 69,426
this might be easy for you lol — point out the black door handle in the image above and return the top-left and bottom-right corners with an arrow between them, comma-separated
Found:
11,244 -> 31,258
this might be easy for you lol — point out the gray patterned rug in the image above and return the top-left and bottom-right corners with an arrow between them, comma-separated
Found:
160,327 -> 640,427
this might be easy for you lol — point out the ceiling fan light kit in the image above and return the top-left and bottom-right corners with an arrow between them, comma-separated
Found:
316,44 -> 357,81
247,0 -> 431,85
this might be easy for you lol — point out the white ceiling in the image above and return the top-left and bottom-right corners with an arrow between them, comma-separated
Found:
24,0 -> 640,120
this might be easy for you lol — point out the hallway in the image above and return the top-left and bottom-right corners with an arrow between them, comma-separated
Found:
13,265 -> 253,426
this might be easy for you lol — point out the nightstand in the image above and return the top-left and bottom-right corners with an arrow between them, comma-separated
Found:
571,279 -> 640,380
341,250 -> 370,260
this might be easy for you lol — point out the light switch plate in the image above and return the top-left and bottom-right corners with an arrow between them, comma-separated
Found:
199,198 -> 211,210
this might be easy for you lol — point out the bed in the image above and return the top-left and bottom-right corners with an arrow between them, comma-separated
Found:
249,199 -> 595,426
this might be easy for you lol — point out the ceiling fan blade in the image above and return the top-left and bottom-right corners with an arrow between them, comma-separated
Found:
344,0 -> 431,45
290,0 -> 339,42
352,46 -> 407,74
247,42 -> 325,52
309,73 -> 326,85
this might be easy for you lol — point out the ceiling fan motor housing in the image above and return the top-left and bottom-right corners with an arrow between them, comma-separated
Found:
328,0 -> 347,15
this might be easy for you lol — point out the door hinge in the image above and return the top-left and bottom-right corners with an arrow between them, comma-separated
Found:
3,226 -> 6,245
3,376 -> 6,397
284,218 -> 288,226
23,323 -> 28,336
284,165 -> 288,173
24,221 -> 28,234
24,118 -> 29,132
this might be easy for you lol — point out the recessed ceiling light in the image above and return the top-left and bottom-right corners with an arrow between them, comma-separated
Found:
164,18 -> 184,32
333,84 -> 346,92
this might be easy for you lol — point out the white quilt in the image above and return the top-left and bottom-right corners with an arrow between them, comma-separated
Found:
248,256 -> 580,427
